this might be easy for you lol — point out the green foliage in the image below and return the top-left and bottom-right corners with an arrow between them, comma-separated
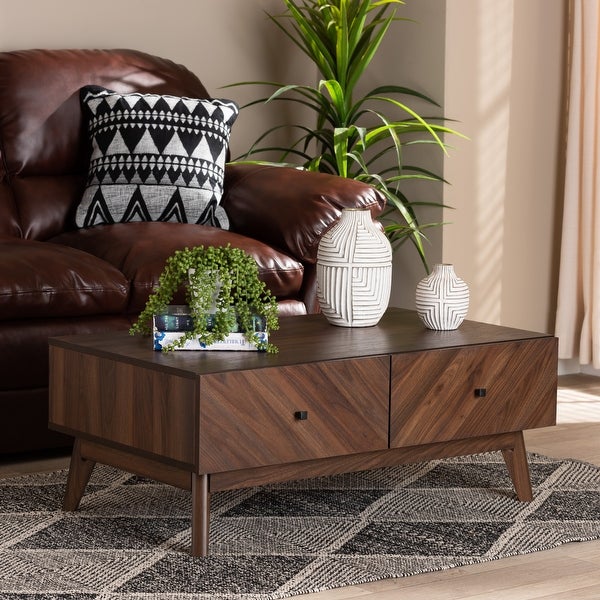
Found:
129,245 -> 280,353
227,0 -> 465,272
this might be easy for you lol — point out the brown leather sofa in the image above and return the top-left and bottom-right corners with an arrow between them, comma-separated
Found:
0,49 -> 385,455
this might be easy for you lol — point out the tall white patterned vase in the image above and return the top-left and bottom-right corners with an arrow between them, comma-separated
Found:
415,263 -> 469,330
317,208 -> 392,327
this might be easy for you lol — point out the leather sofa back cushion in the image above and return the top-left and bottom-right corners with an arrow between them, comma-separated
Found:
0,49 -> 210,240
0,239 -> 129,320
0,185 -> 20,237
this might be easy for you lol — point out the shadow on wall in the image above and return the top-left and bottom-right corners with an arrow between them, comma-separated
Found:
469,1 -> 514,325
225,2 -> 316,162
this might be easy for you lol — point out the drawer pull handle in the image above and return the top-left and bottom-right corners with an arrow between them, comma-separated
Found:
294,410 -> 308,420
474,388 -> 487,398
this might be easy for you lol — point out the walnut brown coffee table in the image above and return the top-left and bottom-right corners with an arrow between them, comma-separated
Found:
48,308 -> 557,556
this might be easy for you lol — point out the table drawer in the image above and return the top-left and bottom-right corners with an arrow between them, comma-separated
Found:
49,347 -> 197,464
199,356 -> 389,472
390,338 -> 557,447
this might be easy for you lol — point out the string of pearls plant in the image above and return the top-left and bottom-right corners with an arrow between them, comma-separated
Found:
129,245 -> 280,353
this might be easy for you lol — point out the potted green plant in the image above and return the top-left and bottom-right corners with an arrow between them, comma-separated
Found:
228,0 -> 464,272
129,245 -> 280,353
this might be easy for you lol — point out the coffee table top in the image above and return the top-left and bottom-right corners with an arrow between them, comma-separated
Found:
49,308 -> 553,378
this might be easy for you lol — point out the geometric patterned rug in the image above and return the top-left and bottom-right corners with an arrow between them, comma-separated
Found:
1,452 -> 599,599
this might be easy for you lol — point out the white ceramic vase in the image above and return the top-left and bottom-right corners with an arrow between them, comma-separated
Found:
316,208 -> 392,327
415,263 -> 469,330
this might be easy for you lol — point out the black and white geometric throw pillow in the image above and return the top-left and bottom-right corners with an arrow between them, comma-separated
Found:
76,85 -> 238,229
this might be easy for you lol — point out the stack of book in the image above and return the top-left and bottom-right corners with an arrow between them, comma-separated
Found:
152,305 -> 267,351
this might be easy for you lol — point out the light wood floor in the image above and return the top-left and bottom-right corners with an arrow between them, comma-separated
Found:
1,374 -> 599,599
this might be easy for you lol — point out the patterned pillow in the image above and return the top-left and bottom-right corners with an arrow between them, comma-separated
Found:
76,85 -> 238,229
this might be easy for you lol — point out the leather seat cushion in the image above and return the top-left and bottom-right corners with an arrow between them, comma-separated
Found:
0,315 -> 131,390
51,222 -> 305,314
0,238 -> 129,320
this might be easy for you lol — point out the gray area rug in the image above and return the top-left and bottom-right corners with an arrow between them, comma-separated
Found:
1,452 -> 599,599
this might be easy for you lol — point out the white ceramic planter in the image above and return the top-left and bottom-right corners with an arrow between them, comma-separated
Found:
415,263 -> 469,330
316,208 -> 392,327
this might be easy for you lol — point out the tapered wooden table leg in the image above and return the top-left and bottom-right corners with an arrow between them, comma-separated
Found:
191,473 -> 210,557
502,431 -> 533,501
63,438 -> 96,511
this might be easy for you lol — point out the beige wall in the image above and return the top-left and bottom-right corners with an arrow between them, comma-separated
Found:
1,0 -> 567,334
443,0 -> 567,333
374,0 -> 446,310
0,0 -> 312,159
385,0 -> 567,334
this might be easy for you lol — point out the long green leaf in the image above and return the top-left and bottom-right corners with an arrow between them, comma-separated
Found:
319,79 -> 348,123
347,10 -> 396,94
336,0 -> 350,91
347,1 -> 370,62
283,0 -> 337,79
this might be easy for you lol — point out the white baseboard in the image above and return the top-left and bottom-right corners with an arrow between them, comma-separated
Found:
558,358 -> 580,375
581,364 -> 600,377
559,358 -> 600,377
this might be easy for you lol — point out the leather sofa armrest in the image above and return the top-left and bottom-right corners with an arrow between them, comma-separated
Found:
221,163 -> 386,264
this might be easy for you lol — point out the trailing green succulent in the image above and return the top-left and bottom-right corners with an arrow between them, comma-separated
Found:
129,245 -> 280,353
228,0 -> 464,272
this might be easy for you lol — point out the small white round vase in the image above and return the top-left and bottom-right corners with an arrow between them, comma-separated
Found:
415,263 -> 469,330
316,208 -> 392,327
